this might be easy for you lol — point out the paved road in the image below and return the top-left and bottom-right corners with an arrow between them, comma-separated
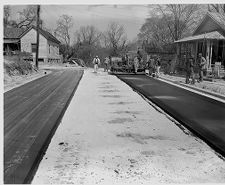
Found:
4,69 -> 83,184
117,74 -> 225,157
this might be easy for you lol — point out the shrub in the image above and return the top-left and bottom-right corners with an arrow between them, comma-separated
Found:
4,56 -> 34,76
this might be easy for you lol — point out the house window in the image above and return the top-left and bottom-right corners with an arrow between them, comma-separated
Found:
31,43 -> 36,53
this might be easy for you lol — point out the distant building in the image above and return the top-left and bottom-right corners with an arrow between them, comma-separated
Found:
175,12 -> 225,72
4,26 -> 61,63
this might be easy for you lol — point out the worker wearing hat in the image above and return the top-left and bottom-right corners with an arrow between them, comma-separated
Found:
93,55 -> 101,73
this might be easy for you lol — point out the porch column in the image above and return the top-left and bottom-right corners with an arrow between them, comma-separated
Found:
216,40 -> 219,61
7,44 -> 10,55
223,41 -> 225,69
195,41 -> 198,64
206,40 -> 210,69
209,41 -> 213,69
176,43 -> 180,66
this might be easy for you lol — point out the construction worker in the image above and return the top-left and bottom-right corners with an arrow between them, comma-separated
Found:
137,48 -> 142,63
197,53 -> 206,82
155,56 -> 161,78
185,56 -> 195,84
134,56 -> 139,74
93,56 -> 100,73
104,57 -> 109,72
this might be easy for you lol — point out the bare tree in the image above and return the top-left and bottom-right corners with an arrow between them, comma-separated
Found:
75,25 -> 102,46
157,4 -> 200,41
73,25 -> 103,63
208,4 -> 225,14
4,5 -> 11,27
17,5 -> 37,28
138,15 -> 174,52
105,22 -> 127,56
55,14 -> 73,46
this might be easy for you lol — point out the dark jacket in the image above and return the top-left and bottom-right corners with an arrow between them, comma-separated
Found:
155,58 -> 161,66
186,59 -> 194,72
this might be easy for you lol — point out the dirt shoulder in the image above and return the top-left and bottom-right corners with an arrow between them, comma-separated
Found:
4,61 -> 85,93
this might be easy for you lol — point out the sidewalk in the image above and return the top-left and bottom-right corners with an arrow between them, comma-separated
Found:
160,73 -> 225,101
32,69 -> 225,184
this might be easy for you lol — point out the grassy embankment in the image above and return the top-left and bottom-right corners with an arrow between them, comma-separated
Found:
3,54 -> 41,91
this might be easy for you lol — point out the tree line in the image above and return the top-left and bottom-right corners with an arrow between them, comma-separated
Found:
4,5 -> 130,65
138,4 -> 225,54
4,4 -> 225,65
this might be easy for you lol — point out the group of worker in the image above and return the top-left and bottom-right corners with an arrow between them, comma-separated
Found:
92,55 -> 111,73
145,55 -> 161,78
185,53 -> 207,84
92,48 -> 144,73
92,52 -> 207,85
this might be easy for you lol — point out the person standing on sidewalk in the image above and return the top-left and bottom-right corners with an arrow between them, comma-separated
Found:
108,55 -> 112,72
185,56 -> 195,84
137,48 -> 142,63
197,53 -> 206,82
155,56 -> 161,78
134,56 -> 139,74
104,57 -> 109,72
93,56 -> 100,73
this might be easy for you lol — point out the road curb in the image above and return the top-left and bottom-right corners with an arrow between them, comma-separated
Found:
158,76 -> 225,101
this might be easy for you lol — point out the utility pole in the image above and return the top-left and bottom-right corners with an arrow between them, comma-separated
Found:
35,5 -> 40,69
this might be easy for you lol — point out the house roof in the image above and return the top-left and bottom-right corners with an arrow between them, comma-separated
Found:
193,12 -> 225,36
4,26 -> 60,45
175,31 -> 225,43
4,39 -> 20,44
38,27 -> 61,44
207,12 -> 225,31
4,27 -> 25,39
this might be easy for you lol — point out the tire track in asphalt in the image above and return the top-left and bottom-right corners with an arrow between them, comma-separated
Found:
4,71 -> 72,153
4,71 -> 67,135
4,71 -> 63,118
4,69 -> 83,184
4,71 -> 60,110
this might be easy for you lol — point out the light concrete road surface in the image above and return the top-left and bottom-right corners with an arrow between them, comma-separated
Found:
32,69 -> 225,184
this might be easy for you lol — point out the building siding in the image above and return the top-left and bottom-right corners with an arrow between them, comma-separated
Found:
21,28 -> 47,59
47,40 -> 60,60
20,28 -> 60,62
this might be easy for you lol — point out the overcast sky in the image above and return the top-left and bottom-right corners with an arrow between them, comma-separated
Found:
9,5 -> 150,42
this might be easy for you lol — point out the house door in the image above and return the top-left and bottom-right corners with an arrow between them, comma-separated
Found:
197,41 -> 207,57
218,40 -> 224,61
218,40 -> 225,68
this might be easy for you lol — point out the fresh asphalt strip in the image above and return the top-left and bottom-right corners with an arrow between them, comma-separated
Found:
4,69 -> 83,184
116,74 -> 225,158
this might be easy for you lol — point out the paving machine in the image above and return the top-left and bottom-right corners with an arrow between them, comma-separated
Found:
109,50 -> 147,75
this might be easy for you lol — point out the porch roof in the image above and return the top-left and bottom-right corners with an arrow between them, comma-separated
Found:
4,38 -> 20,44
175,31 -> 225,43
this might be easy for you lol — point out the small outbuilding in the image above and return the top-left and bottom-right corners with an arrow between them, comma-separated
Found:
4,26 -> 61,63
